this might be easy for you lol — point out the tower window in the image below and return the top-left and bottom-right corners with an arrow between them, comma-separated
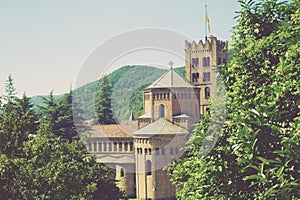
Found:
120,168 -> 125,177
203,57 -> 210,67
161,148 -> 166,155
203,72 -> 211,82
192,72 -> 199,83
205,87 -> 211,99
192,57 -> 199,67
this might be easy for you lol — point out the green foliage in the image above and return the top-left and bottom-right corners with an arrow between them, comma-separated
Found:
95,75 -> 115,124
0,77 -> 123,199
73,65 -> 169,120
168,0 -> 300,199
38,91 -> 78,141
0,76 -> 38,158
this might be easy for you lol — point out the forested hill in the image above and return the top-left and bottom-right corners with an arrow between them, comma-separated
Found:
74,65 -> 185,120
33,65 -> 185,120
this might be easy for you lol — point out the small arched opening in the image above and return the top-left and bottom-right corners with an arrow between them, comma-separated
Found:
120,168 -> 125,177
146,160 -> 152,176
159,104 -> 165,118
205,87 -> 210,99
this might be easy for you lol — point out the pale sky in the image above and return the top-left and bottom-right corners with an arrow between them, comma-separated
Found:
0,0 -> 240,96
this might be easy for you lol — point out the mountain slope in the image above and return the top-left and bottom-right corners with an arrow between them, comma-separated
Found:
33,65 -> 185,120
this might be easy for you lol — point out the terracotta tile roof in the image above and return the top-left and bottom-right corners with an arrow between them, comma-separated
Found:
87,122 -> 138,138
147,69 -> 193,89
138,113 -> 151,119
133,118 -> 189,136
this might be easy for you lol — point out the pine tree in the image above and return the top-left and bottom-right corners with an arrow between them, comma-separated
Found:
95,76 -> 115,124
0,76 -> 37,158
38,91 -> 78,141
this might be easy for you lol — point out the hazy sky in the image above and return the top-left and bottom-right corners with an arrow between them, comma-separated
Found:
0,0 -> 240,96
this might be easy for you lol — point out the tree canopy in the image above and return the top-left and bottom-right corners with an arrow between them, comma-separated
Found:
0,75 -> 123,199
168,0 -> 300,199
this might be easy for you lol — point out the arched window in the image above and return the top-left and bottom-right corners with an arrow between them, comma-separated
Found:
205,87 -> 210,99
120,168 -> 125,177
146,160 -> 152,176
159,104 -> 165,118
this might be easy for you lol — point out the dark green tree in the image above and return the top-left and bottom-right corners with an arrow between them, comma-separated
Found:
38,91 -> 78,141
0,76 -> 37,158
95,76 -> 115,124
168,0 -> 300,199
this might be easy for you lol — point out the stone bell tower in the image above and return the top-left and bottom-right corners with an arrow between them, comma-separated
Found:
185,35 -> 228,115
134,62 -> 200,199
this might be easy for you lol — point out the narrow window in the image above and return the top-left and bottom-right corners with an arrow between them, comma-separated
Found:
119,142 -> 122,151
155,148 -> 160,155
124,142 -> 128,151
146,160 -> 152,176
98,142 -> 102,152
170,147 -> 174,155
103,142 -> 107,151
120,168 -> 125,177
205,87 -> 210,99
93,142 -> 97,151
159,104 -> 165,118
175,147 -> 179,154
108,142 -> 112,151
161,148 -> 166,155
88,143 -> 92,152
203,72 -> 207,82
114,142 -> 117,151
130,142 -> 133,151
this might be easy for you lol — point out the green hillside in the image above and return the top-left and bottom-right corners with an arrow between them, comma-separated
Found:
33,65 -> 185,121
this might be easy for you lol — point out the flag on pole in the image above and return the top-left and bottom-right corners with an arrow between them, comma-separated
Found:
205,9 -> 211,34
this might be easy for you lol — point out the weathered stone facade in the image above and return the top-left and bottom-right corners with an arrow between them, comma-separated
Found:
185,35 -> 228,115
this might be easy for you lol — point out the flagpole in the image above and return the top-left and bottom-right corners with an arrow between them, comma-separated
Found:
205,1 -> 207,40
